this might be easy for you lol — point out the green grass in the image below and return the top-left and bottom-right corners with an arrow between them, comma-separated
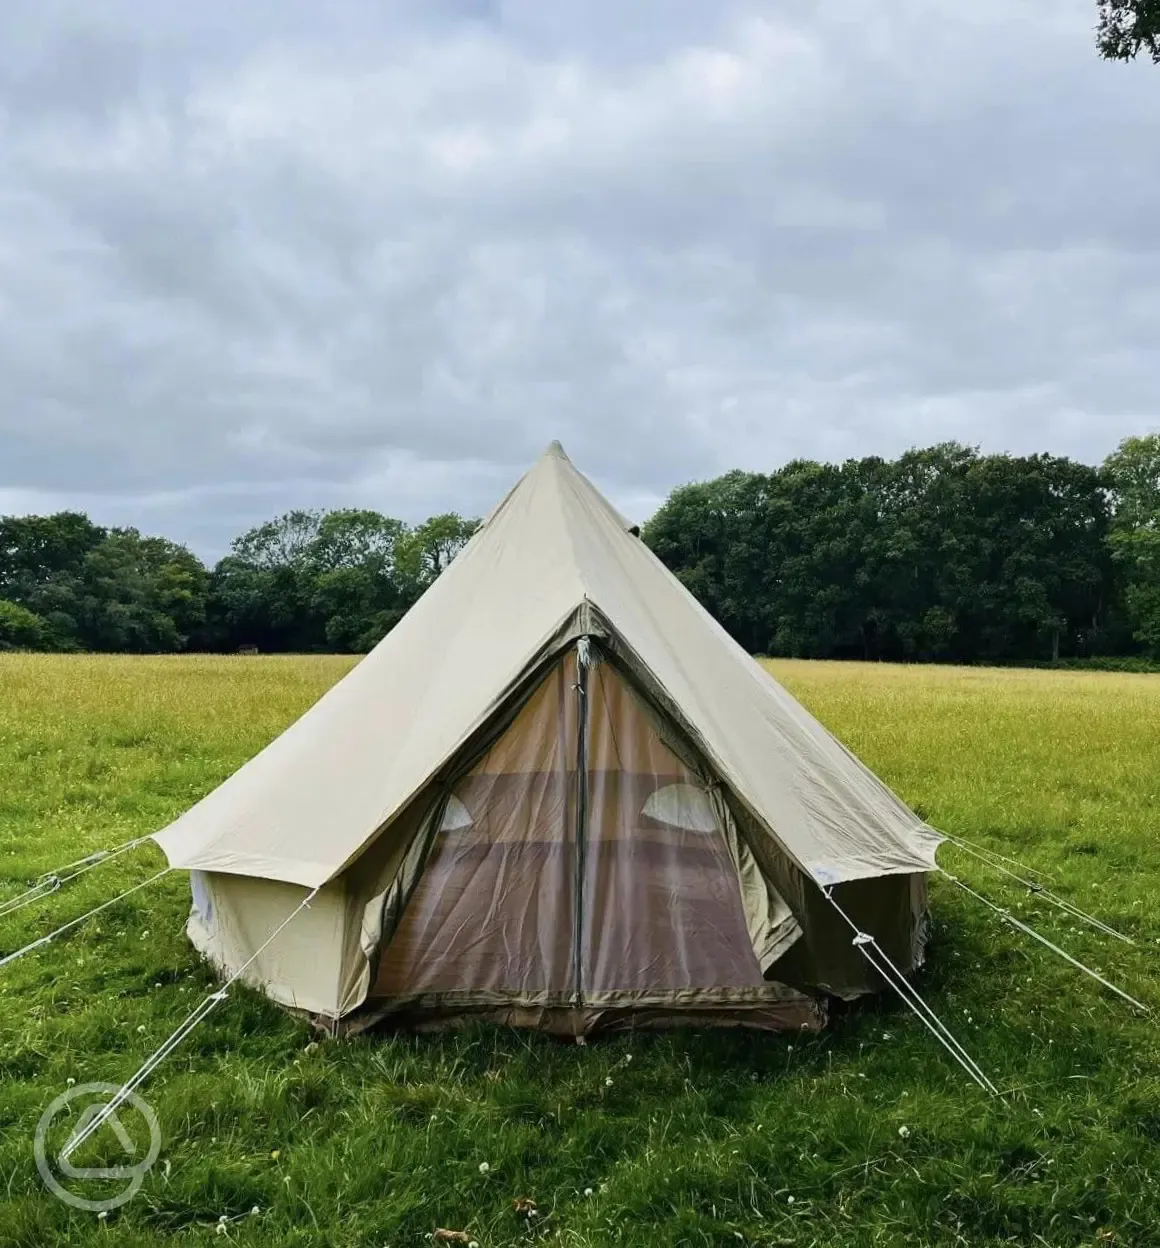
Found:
1,654 -> 1159,1246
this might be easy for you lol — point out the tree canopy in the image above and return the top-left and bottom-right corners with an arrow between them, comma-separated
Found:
1,438 -> 1158,665
1097,1 -> 1160,63
643,438 -> 1150,665
1104,435 -> 1160,653
0,506 -> 479,655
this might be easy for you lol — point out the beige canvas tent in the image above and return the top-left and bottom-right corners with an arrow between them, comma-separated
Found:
152,442 -> 943,1036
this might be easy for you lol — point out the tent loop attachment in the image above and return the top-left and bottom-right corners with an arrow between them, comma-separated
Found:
0,868 -> 173,972
823,888 -> 1000,1097
936,831 -> 1133,945
0,836 -> 154,922
0,875 -> 63,920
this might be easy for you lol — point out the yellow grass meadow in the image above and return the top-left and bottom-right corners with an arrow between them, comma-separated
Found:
1,653 -> 1159,1246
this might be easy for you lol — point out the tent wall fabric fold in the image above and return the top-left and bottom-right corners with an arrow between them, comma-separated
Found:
152,442 -> 942,1036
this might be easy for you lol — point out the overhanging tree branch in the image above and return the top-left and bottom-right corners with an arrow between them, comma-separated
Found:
1097,0 -> 1160,63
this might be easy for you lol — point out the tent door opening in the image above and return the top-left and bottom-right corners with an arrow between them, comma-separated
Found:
372,640 -> 766,1004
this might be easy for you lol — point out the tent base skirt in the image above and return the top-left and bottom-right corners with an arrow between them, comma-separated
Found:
331,997 -> 827,1038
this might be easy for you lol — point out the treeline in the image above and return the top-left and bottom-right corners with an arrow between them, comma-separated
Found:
0,509 -> 478,654
644,436 -> 1160,663
2,436 -> 1158,663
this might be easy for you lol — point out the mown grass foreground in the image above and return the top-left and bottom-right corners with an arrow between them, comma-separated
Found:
1,655 -> 1159,1247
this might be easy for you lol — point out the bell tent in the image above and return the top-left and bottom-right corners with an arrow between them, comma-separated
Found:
151,442 -> 943,1036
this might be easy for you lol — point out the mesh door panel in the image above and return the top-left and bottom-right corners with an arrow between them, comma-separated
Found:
375,656 -> 578,996
582,660 -> 764,993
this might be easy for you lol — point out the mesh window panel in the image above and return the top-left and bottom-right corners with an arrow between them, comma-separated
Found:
581,659 -> 764,993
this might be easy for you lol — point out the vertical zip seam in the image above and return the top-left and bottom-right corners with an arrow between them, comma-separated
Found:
573,636 -> 591,1008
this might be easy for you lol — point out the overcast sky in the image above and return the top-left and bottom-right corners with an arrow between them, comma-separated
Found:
1,1 -> 1158,558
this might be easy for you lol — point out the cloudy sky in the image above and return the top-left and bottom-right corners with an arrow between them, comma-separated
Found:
1,0 -> 1158,558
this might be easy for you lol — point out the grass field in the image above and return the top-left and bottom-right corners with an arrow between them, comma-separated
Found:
1,655 -> 1159,1247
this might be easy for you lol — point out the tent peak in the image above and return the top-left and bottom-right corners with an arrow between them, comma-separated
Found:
543,440 -> 570,461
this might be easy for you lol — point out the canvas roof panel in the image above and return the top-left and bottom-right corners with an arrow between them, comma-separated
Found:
152,442 -> 940,887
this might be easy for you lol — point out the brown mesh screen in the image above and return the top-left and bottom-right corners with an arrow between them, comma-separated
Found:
374,649 -> 761,1000
581,660 -> 764,992
374,655 -> 578,996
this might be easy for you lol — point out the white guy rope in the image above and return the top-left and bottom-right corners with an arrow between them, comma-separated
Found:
856,934 -> 1000,1096
939,834 -> 1134,945
0,868 -> 173,971
941,871 -> 1150,1014
824,888 -> 1000,1096
0,875 -> 61,920
0,836 -> 153,920
63,886 -> 320,1163
932,829 -> 1047,880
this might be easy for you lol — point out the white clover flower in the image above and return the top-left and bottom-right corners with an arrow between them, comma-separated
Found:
584,1187 -> 594,1198
898,1125 -> 911,1139
787,1195 -> 795,1205
478,1161 -> 490,1175
605,1076 -> 613,1087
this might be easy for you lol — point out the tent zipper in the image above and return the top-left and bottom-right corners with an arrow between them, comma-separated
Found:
573,636 -> 592,1009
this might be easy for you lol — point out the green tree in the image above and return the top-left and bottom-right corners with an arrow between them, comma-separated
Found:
961,453 -> 1110,662
208,510 -> 329,652
74,529 -> 209,652
645,444 -> 1114,665
1097,1 -> 1160,63
397,513 -> 481,592
208,508 -> 420,653
855,444 -> 980,661
1104,435 -> 1160,655
0,599 -> 46,649
0,512 -> 107,648
307,510 -> 409,651
643,471 -> 778,654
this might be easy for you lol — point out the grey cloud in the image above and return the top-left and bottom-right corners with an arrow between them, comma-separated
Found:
0,0 -> 1158,559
